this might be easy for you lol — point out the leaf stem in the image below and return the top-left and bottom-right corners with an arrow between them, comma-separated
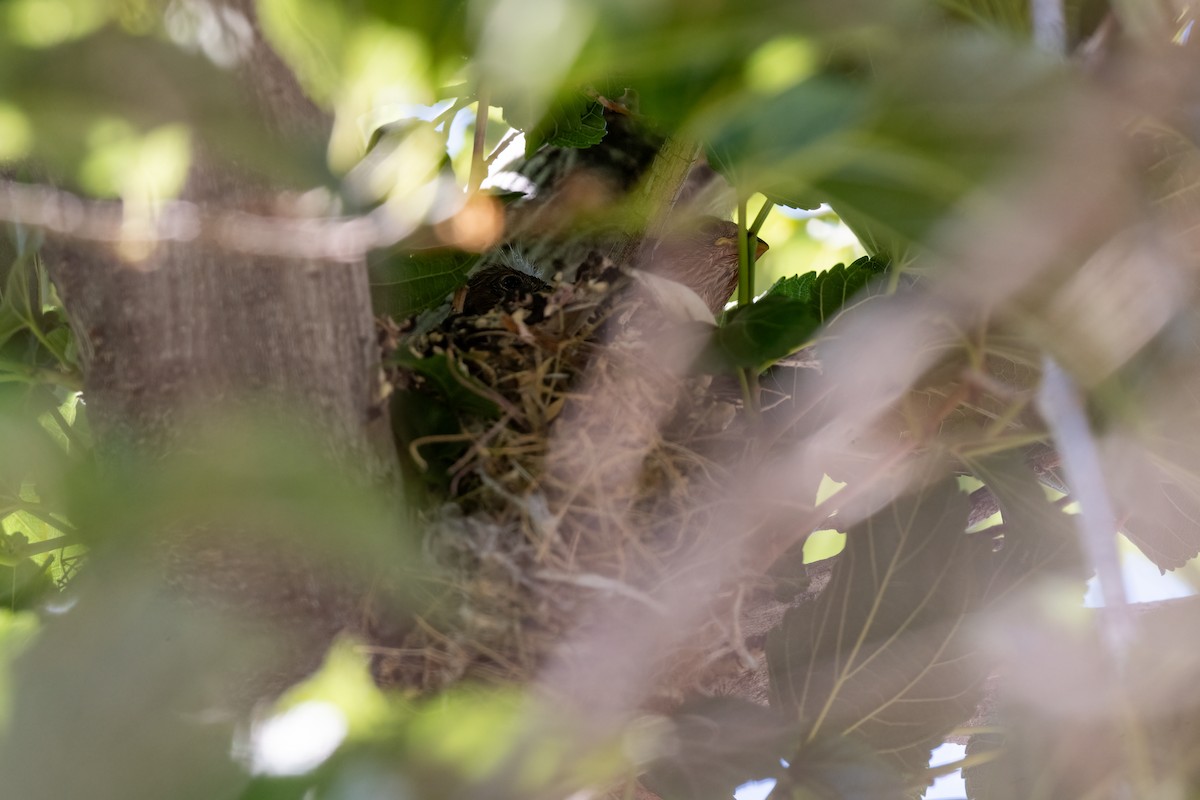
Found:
469,86 -> 491,194
737,367 -> 760,420
483,129 -> 520,169
749,198 -> 774,236
737,196 -> 752,307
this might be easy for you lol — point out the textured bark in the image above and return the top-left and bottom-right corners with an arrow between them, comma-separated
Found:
49,241 -> 389,470
41,2 -> 397,705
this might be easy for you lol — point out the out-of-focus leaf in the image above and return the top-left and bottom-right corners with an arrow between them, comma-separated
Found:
0,30 -> 328,186
1093,324 -> 1200,570
519,94 -> 607,157
704,296 -> 820,371
767,479 -> 983,775
360,0 -> 470,77
0,571 -> 252,800
370,248 -> 475,319
0,243 -> 41,349
0,543 -> 55,611
1101,430 -> 1200,571
705,31 -> 1071,254
0,610 -> 39,725
0,389 -> 76,510
964,592 -> 1200,799
235,775 -> 316,800
766,255 -> 889,323
641,697 -> 798,800
256,0 -> 356,104
703,76 -> 869,194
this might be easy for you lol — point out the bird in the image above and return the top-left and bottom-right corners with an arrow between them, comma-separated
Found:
448,217 -> 768,321
634,217 -> 769,316
455,263 -> 551,316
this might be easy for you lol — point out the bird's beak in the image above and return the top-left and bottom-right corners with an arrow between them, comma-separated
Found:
714,236 -> 770,258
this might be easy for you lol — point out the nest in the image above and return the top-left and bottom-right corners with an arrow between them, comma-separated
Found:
374,262 -> 759,697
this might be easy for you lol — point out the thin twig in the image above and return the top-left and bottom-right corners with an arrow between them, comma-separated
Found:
484,129 -> 521,169
1036,357 -> 1130,652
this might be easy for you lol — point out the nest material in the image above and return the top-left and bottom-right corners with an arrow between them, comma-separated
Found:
376,264 -> 757,696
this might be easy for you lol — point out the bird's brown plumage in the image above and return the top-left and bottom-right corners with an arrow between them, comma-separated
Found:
635,218 -> 769,315
457,265 -> 551,315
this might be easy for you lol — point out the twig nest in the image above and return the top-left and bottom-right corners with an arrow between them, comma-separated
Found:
377,264 -> 747,693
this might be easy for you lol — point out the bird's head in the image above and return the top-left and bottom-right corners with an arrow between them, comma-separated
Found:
637,217 -> 769,315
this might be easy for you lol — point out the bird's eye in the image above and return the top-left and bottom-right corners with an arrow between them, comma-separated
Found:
499,274 -> 524,293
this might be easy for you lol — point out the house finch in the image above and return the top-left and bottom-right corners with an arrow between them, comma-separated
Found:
456,263 -> 550,316
453,218 -> 768,320
635,218 -> 769,315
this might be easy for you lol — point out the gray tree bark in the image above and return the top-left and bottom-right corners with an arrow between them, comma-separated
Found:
41,0 -> 397,705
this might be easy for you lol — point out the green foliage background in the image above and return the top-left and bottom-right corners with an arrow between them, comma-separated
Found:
3,0 -> 1200,799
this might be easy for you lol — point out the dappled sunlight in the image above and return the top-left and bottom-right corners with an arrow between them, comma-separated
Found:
6,1 -> 1200,798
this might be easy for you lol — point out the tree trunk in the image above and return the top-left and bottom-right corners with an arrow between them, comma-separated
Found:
42,0 -> 396,704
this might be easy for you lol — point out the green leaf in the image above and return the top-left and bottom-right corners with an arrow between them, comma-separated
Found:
1,245 -> 40,336
783,735 -> 910,800
704,296 -> 820,370
0,30 -> 328,186
641,697 -> 797,800
520,94 -> 607,157
704,76 -> 869,193
393,351 -> 500,420
766,255 -> 889,324
965,454 -> 1087,598
370,248 -> 476,319
766,479 -> 983,775
0,542 -> 56,611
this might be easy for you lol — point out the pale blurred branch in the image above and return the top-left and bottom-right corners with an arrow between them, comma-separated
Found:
1036,357 -> 1130,644
0,179 -> 411,263
469,87 -> 491,194
1030,0 -> 1066,53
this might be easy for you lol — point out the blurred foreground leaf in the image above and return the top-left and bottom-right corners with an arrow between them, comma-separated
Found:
0,29 -> 327,187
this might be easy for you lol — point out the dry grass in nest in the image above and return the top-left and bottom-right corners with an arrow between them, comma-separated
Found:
376,267 -> 754,696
